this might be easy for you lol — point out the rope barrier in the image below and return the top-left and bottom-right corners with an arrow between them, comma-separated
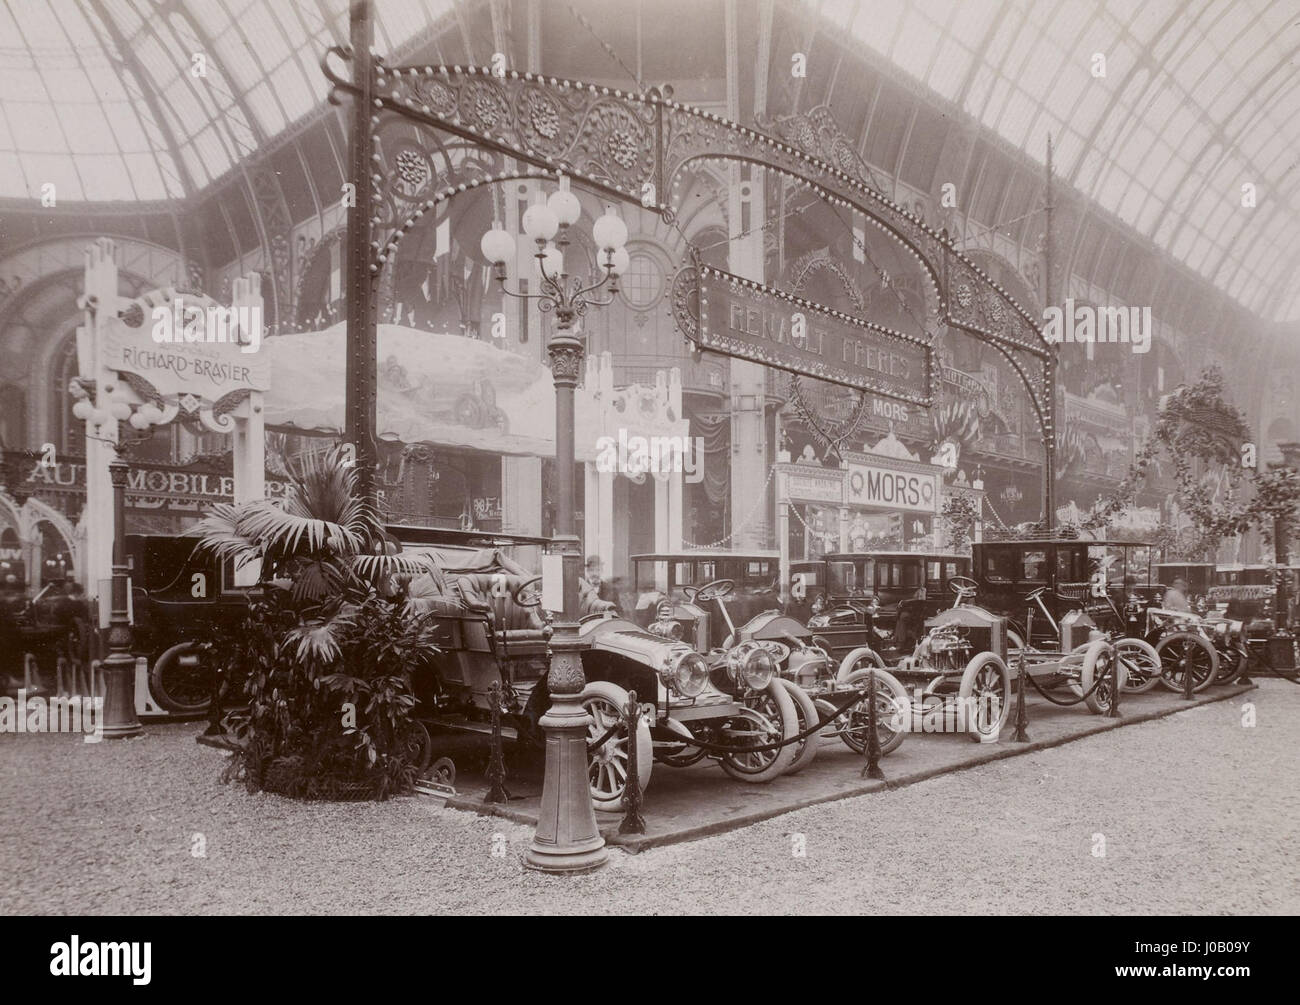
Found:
682,464 -> 777,550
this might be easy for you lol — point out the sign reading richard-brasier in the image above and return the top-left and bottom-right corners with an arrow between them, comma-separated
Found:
693,265 -> 932,405
104,315 -> 271,399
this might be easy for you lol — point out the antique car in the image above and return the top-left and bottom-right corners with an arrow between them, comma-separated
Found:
630,550 -> 781,650
930,596 -> 1122,718
970,537 -> 1158,643
1153,562 -> 1215,610
803,551 -> 973,664
0,579 -> 90,697
886,604 -> 1016,740
402,543 -> 799,809
659,580 -> 909,771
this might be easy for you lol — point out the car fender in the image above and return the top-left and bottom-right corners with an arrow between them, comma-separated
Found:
835,645 -> 886,683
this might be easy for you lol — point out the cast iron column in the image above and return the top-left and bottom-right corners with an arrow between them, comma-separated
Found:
100,450 -> 141,738
525,309 -> 607,873
344,0 -> 377,505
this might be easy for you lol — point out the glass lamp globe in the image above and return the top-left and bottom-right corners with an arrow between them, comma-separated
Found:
109,401 -> 132,421
129,411 -> 150,430
592,210 -> 628,253
547,177 -> 581,227
604,246 -> 631,276
522,202 -> 559,242
537,243 -> 564,278
479,225 -> 516,266
72,399 -> 94,421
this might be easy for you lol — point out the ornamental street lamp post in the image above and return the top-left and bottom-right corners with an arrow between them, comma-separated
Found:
480,179 -> 629,873
72,384 -> 167,739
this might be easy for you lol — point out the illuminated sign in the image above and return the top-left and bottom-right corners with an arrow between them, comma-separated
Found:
687,265 -> 932,405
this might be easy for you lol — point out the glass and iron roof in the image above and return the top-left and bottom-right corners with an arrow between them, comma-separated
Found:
817,0 -> 1300,318
0,0 -> 450,201
1,0 -> 1296,319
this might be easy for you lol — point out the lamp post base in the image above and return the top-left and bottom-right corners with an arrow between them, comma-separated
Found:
99,654 -> 142,739
524,626 -> 607,874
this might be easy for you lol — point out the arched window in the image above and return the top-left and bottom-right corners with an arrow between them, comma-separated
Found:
49,336 -> 79,458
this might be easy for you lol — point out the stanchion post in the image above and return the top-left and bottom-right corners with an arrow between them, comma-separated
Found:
861,668 -> 885,780
485,679 -> 510,803
619,689 -> 646,835
1012,613 -> 1031,743
1181,645 -> 1196,701
1106,644 -> 1122,719
1235,643 -> 1255,686
203,651 -> 225,737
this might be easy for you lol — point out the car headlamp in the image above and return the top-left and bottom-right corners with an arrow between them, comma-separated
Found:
661,649 -> 709,697
808,613 -> 829,628
726,641 -> 775,690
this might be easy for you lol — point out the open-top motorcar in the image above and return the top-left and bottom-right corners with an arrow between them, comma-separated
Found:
651,578 -> 909,772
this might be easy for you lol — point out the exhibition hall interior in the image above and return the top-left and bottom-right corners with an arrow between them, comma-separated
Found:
1,0 -> 1298,924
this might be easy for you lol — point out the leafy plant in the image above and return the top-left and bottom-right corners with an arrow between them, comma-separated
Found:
194,445 -> 441,800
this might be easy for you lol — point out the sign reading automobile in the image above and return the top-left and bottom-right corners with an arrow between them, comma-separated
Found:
689,265 -> 932,405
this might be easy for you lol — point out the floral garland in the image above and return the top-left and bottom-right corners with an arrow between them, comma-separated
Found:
940,493 -> 979,553
1083,366 -> 1293,559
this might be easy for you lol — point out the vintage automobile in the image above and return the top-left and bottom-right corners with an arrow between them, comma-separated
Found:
1153,562 -> 1215,610
970,537 -> 1159,643
630,550 -> 781,650
401,542 -> 799,809
803,551 -> 973,663
660,579 -> 909,770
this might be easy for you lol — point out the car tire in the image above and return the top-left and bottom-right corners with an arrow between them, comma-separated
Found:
1075,640 -> 1124,715
148,642 -> 213,715
1156,631 -> 1217,693
719,679 -> 798,783
581,681 -> 653,811
840,667 -> 909,756
1115,638 -> 1161,693
776,678 -> 819,775
957,652 -> 1011,740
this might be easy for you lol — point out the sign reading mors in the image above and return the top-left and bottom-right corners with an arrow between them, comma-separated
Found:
691,264 -> 932,405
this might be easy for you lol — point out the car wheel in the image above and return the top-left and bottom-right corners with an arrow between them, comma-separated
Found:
1115,638 -> 1161,693
839,667 -> 909,755
1075,640 -> 1124,715
776,678 -> 819,775
148,642 -> 213,715
957,653 -> 1011,740
1214,644 -> 1247,684
1156,632 -> 1217,693
719,679 -> 798,782
402,720 -> 434,773
580,681 -> 653,811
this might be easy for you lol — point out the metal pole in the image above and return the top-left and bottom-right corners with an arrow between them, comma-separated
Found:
861,669 -> 884,780
1012,612 -> 1031,742
100,450 -> 141,739
345,0 -> 377,505
1042,134 -> 1056,533
619,689 -> 646,835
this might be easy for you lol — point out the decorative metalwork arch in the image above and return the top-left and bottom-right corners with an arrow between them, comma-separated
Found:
322,49 -> 1058,520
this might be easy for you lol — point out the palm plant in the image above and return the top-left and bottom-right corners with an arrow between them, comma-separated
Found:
191,444 -> 443,799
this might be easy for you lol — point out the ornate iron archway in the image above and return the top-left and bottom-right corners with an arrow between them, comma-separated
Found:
321,31 -> 1057,524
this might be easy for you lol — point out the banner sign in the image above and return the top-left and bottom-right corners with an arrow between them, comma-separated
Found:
846,461 -> 939,513
687,264 -> 932,405
104,315 -> 271,399
1208,584 -> 1274,601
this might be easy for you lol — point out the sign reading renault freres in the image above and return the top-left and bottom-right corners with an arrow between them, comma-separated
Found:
687,264 -> 932,406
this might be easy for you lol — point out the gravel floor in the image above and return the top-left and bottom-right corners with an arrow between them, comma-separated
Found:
2,681 -> 1297,915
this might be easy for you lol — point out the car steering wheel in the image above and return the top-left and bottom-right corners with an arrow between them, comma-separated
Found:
511,575 -> 543,608
949,576 -> 979,598
683,578 -> 735,603
756,640 -> 791,664
1024,585 -> 1048,602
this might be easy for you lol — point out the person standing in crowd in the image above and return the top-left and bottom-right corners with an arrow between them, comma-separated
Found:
1163,577 -> 1192,612
581,555 -> 620,610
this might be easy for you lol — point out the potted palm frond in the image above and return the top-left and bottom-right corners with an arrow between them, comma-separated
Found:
192,444 -> 443,800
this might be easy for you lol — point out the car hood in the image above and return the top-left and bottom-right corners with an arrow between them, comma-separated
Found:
580,615 -> 693,663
